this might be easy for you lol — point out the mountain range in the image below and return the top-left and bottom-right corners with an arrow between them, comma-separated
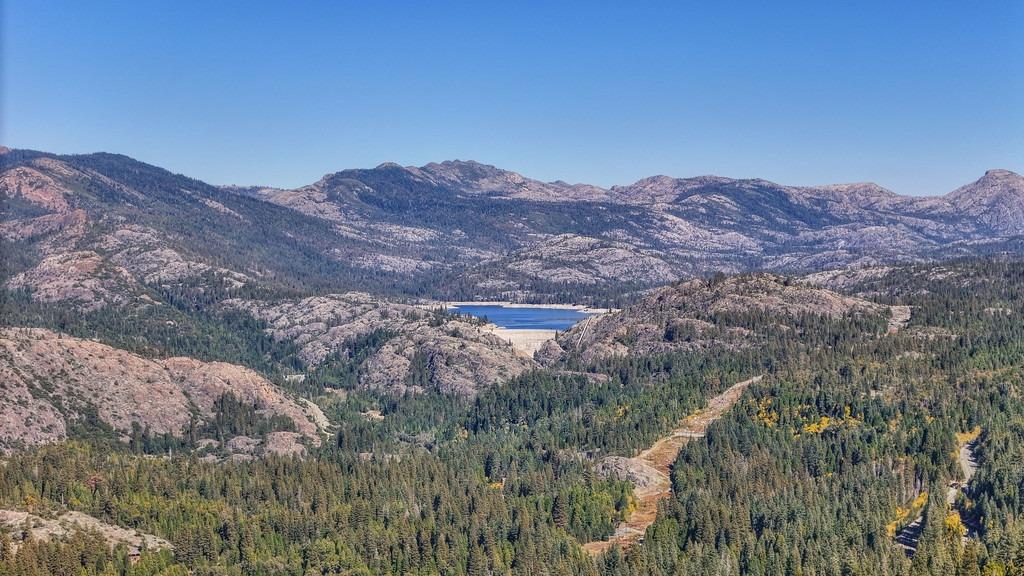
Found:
3,146 -> 1023,309
4,145 -> 1024,574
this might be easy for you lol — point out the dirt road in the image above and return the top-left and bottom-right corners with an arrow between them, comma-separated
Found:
898,434 -> 981,555
582,375 -> 763,555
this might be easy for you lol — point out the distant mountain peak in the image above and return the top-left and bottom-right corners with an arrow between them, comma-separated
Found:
984,168 -> 1018,178
946,169 -> 1024,234
804,181 -> 898,201
429,159 -> 488,168
949,169 -> 1024,199
7,148 -> 1024,308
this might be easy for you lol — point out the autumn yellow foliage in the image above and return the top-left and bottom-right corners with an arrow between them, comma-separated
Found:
886,521 -> 899,537
756,398 -> 778,428
945,511 -> 966,536
803,416 -> 831,434
956,426 -> 982,445
886,504 -> 914,537
911,492 -> 929,509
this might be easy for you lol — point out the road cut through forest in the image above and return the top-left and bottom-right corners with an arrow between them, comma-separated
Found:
582,375 -> 764,555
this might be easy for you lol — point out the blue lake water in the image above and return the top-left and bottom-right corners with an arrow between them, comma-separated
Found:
453,305 -> 596,330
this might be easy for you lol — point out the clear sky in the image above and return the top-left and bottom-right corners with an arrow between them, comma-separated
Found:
4,1 -> 1022,195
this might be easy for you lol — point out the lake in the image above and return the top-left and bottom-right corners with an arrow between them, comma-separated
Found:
452,305 -> 596,330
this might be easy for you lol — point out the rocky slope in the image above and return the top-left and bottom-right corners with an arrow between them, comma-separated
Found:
241,160 -> 1024,297
0,327 -> 325,453
548,274 -> 887,363
0,149 -> 396,314
222,293 -> 537,396
0,509 -> 172,555
480,234 -> 679,287
946,169 -> 1024,235
3,147 -> 1023,307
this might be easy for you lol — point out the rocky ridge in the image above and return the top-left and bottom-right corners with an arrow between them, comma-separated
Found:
551,274 -> 887,363
946,169 -> 1024,235
222,293 -> 537,396
243,159 -> 1024,296
0,327 -> 325,453
0,509 -> 172,555
4,147 -> 1024,306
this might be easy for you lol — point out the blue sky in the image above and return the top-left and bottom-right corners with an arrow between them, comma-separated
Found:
4,1 -> 1022,195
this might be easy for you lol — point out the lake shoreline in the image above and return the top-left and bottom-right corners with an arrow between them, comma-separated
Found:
443,301 -> 614,314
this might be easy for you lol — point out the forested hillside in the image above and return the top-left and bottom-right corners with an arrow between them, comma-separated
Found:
1,258 -> 1023,575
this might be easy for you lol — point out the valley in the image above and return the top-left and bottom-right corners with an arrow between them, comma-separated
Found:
1,148 -> 1023,576
895,433 -> 981,555
4,4 -> 1019,575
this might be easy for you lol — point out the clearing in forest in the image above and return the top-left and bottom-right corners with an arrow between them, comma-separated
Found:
888,305 -> 912,333
582,375 -> 763,555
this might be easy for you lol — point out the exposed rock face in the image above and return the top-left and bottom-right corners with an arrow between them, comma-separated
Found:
946,169 -> 1024,235
243,158 -> 1024,297
0,208 -> 86,243
162,356 -> 321,439
358,325 -> 532,396
0,327 -> 323,451
597,456 -> 665,491
99,225 -> 250,286
222,294 -> 537,396
557,274 -> 886,363
1,155 -> 255,311
415,160 -> 612,202
0,369 -> 66,448
264,431 -> 309,457
4,148 -> 1024,305
535,339 -> 566,365
1,165 -> 71,212
501,235 -> 677,285
800,266 -> 895,291
223,293 -> 427,366
0,509 -> 172,554
7,251 -> 139,311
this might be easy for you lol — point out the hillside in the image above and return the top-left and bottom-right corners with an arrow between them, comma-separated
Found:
2,257 -> 1024,575
0,327 -> 325,455
549,273 -> 889,363
222,293 -> 536,396
945,170 -> 1024,234
4,147 -> 1024,308
4,146 -> 1024,576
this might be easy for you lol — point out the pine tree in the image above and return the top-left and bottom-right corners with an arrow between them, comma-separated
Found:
553,494 -> 568,529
